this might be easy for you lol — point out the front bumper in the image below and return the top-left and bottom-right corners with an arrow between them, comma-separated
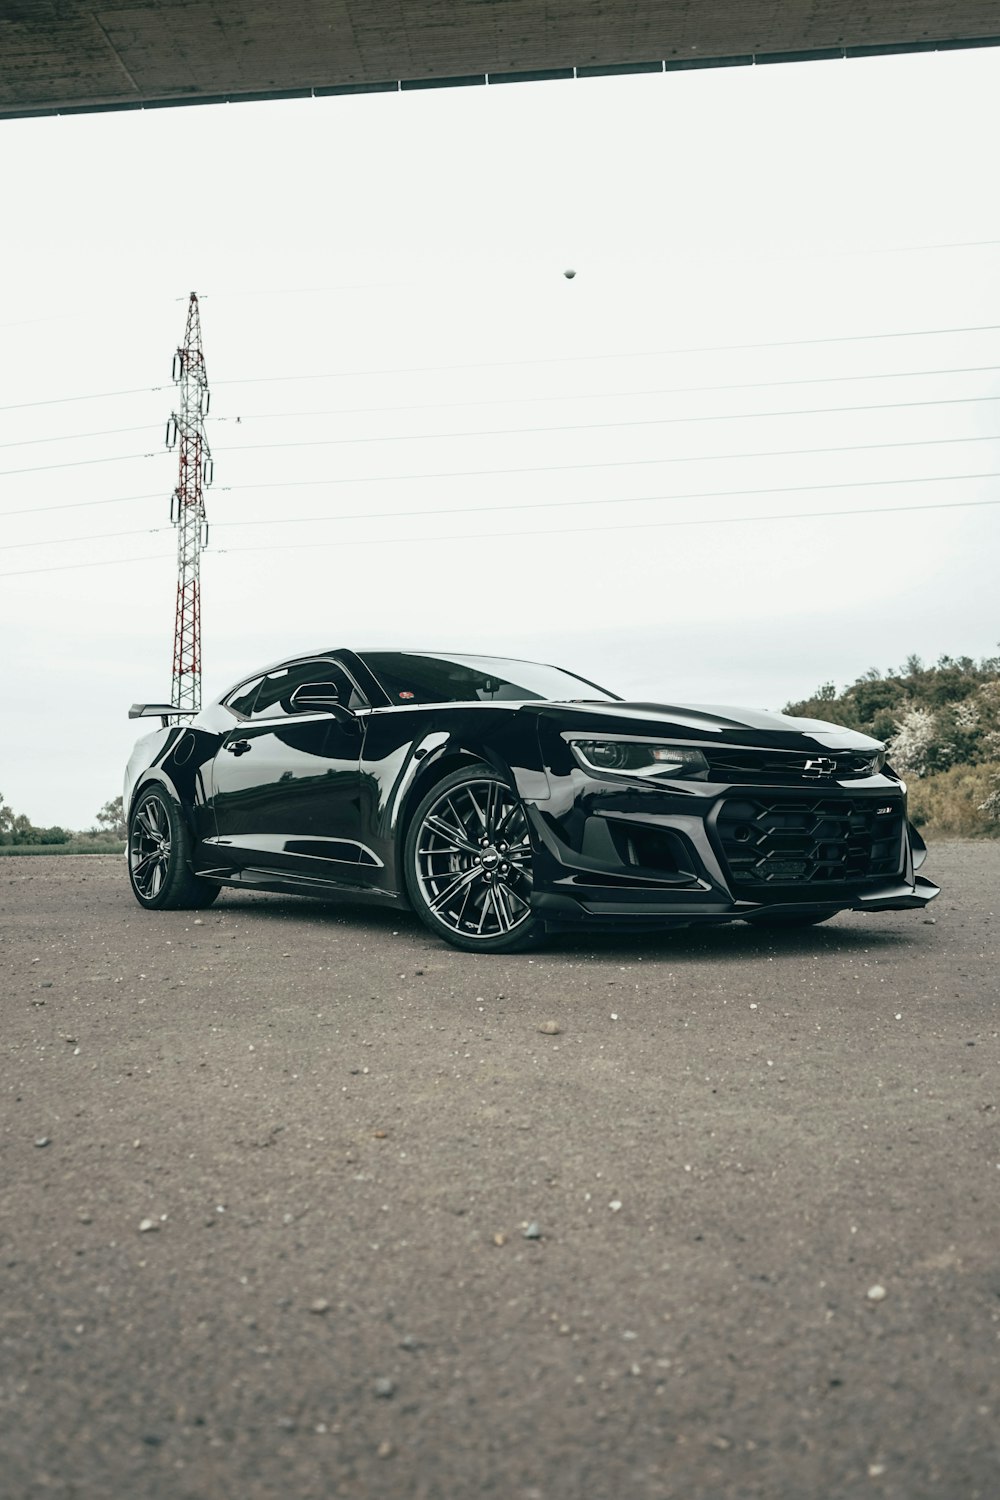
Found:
524,773 -> 939,932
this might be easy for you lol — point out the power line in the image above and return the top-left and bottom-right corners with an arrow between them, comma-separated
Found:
4,425 -> 998,487
7,361 -> 1000,443
210,431 -> 1000,491
0,450 -> 165,479
209,322 -> 1000,388
7,469 -> 1000,554
0,551 -> 170,579
210,393 -> 1000,455
208,469 -> 1000,533
3,464 -> 997,531
0,422 -> 158,452
208,364 -> 1000,423
0,385 -> 166,414
4,490 -> 999,581
0,489 -> 164,520
213,494 -> 1000,556
4,325 -> 998,421
8,375 -> 1000,465
0,525 -> 170,553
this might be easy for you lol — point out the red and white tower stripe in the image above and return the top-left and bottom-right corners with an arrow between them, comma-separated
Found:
166,292 -> 212,714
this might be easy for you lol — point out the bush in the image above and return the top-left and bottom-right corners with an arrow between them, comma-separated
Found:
906,762 -> 1000,838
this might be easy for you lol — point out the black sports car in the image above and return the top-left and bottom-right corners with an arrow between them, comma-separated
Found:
124,648 -> 938,951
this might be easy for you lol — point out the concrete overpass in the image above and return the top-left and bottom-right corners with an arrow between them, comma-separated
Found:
3,2 -> 1000,119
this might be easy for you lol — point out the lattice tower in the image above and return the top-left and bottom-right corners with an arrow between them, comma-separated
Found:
166,292 -> 212,714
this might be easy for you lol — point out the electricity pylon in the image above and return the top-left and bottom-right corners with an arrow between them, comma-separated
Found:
166,292 -> 212,715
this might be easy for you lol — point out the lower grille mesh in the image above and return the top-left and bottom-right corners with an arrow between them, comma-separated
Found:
716,796 -> 905,887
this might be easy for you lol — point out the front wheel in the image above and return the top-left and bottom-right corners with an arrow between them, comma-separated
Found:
127,787 -> 221,911
403,764 -> 545,953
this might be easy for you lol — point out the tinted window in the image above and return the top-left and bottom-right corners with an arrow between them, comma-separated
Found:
225,676 -> 264,718
360,652 -> 616,706
251,660 -> 367,719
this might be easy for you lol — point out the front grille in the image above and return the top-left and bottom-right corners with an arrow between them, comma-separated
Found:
715,795 -> 905,889
705,747 -> 876,782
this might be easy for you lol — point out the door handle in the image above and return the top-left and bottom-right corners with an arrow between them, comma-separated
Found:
225,739 -> 251,756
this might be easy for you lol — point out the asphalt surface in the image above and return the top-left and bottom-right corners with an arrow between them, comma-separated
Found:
1,844 -> 997,1500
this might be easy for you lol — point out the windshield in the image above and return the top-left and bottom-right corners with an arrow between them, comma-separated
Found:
359,652 -> 618,707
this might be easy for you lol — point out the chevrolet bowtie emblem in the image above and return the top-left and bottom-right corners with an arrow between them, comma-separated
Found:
803,756 -> 837,777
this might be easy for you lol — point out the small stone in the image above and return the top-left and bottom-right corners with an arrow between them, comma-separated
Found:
608,1200 -> 622,1213
34,1136 -> 51,1148
610,1013 -> 619,1021
377,1440 -> 395,1459
373,1377 -> 395,1398
309,1299 -> 330,1315
523,1221 -> 542,1240
373,1130 -> 388,1139
492,1232 -> 507,1247
138,1218 -> 159,1233
538,1021 -> 561,1035
868,1463 -> 886,1477
866,1284 -> 887,1301
193,919 -> 204,926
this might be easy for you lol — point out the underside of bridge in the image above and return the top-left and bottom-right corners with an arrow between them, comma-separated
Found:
4,2 -> 1000,119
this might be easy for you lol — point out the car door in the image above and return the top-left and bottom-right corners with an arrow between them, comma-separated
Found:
207,658 -> 369,885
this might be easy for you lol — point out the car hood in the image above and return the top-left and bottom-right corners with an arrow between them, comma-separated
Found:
529,699 -> 884,751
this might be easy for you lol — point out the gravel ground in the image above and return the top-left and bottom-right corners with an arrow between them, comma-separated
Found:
1,843 -> 997,1500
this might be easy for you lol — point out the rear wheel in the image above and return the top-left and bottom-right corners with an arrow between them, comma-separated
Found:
404,764 -> 545,953
127,787 -> 221,911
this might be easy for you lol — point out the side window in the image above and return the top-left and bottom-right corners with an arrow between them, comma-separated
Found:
251,661 -> 368,719
225,676 -> 264,718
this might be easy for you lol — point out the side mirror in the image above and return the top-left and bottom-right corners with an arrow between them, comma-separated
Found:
288,682 -> 354,718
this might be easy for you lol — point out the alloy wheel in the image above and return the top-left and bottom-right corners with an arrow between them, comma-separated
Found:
129,795 -> 173,901
413,777 -> 533,941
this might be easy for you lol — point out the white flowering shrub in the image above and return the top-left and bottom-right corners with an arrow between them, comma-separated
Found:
888,707 -> 938,776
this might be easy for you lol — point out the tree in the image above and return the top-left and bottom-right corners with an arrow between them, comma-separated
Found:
95,796 -> 126,841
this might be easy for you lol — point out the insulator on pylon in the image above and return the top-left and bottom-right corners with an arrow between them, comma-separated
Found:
203,458 -> 213,486
172,350 -> 183,382
166,416 -> 177,449
204,390 -> 211,415
202,523 -> 210,548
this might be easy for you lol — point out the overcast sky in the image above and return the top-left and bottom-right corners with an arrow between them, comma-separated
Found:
2,46 -> 999,828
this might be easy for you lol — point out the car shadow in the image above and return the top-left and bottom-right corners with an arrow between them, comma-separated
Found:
208,889 -> 928,964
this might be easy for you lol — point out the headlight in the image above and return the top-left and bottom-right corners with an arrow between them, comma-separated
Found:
571,738 -> 709,780
866,749 -> 887,774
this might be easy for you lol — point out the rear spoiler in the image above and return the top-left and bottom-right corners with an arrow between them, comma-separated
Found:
129,703 -> 195,727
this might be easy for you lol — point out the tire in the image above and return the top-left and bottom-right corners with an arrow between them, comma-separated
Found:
127,786 -> 221,911
403,763 -> 545,953
747,911 -> 835,929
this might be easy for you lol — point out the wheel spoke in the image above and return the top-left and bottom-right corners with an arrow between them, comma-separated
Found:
502,881 -> 530,913
424,813 -> 479,855
427,864 -> 481,914
465,786 -> 487,832
491,885 -> 512,932
137,804 -> 158,838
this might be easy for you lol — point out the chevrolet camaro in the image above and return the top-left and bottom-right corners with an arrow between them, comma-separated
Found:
124,648 -> 938,951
